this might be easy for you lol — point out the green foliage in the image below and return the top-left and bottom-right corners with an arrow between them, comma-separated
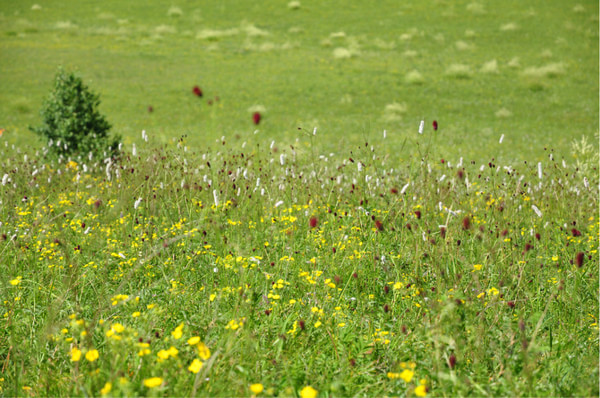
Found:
31,69 -> 120,158
0,134 -> 598,396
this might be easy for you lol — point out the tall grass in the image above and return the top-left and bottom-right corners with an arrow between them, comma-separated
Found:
0,129 -> 598,396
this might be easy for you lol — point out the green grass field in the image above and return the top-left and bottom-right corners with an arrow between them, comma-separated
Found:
0,1 -> 599,397
1,0 -> 598,160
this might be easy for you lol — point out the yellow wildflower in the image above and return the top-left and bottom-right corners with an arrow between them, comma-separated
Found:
399,369 -> 414,382
85,349 -> 99,362
414,384 -> 427,397
188,359 -> 203,374
197,342 -> 211,360
300,386 -> 318,398
70,347 -> 82,362
143,377 -> 163,388
250,383 -> 264,394
187,336 -> 201,345
100,382 -> 112,395
171,323 -> 184,339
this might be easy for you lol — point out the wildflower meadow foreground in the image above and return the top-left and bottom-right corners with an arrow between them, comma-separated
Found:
0,130 -> 598,397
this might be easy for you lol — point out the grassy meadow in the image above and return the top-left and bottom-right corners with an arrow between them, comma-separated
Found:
0,0 -> 599,160
0,0 -> 599,397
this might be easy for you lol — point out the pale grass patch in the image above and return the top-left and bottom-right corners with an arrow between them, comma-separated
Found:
455,40 -> 473,51
329,32 -> 346,39
573,4 -> 585,13
522,63 -> 565,78
540,49 -> 553,58
288,27 -> 303,34
97,12 -> 115,20
242,22 -> 269,37
445,64 -> 472,78
340,94 -> 352,104
167,6 -> 183,17
466,2 -> 485,14
405,70 -> 424,84
382,103 -> 407,122
288,1 -> 301,9
244,41 -> 278,52
464,29 -> 476,38
373,38 -> 395,50
31,4 -> 42,10
333,47 -> 352,59
495,108 -> 512,118
500,23 -> 519,31
155,25 -> 177,34
247,105 -> 266,114
434,33 -> 445,42
56,21 -> 78,29
402,50 -> 418,57
196,28 -> 239,40
508,57 -> 520,68
91,26 -> 129,36
480,59 -> 498,73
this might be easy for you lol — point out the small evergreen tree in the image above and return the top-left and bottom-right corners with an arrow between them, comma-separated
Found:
32,68 -> 120,158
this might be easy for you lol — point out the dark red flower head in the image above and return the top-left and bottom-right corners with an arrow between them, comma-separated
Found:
448,354 -> 456,369
375,220 -> 384,231
575,252 -> 585,267
433,120 -> 438,131
253,112 -> 261,125
462,216 -> 471,230
192,86 -> 203,97
309,216 -> 318,228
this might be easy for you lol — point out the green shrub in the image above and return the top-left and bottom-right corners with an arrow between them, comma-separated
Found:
32,68 -> 120,158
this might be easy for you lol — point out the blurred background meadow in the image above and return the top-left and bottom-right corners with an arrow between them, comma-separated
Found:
0,0 -> 598,161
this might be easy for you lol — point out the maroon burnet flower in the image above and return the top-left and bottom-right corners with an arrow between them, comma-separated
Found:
571,228 -> 582,237
192,86 -> 203,97
433,120 -> 438,131
148,105 -> 154,113
253,112 -> 261,125
575,252 -> 585,267
462,216 -> 471,230
309,216 -> 318,228
375,219 -> 384,231
448,354 -> 456,369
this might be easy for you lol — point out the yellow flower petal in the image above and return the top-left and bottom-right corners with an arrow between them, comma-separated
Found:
143,377 -> 163,388
300,386 -> 318,398
250,383 -> 264,394
85,349 -> 99,362
188,359 -> 203,374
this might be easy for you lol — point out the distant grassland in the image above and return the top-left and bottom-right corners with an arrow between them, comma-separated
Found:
0,0 -> 598,161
